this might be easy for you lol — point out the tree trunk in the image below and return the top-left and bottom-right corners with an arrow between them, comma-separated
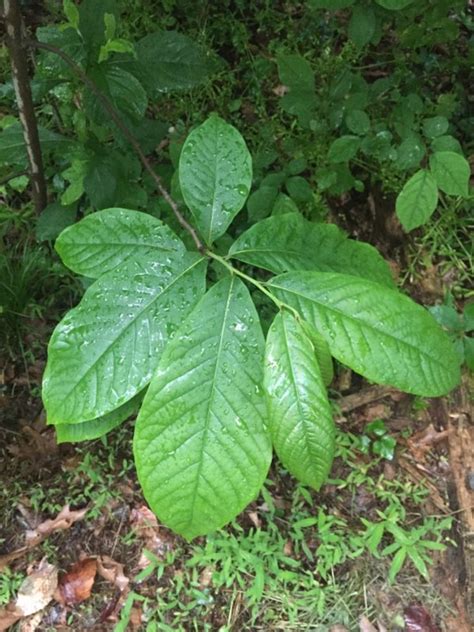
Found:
4,0 -> 47,213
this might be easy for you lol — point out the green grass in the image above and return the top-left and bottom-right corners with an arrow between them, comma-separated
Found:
403,195 -> 473,299
111,429 -> 454,631
0,420 -> 455,630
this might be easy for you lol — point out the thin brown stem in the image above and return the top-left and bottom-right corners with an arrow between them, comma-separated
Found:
4,0 -> 47,213
26,39 -> 205,252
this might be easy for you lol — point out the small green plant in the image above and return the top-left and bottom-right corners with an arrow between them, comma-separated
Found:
276,0 -> 472,231
41,114 -> 461,539
429,294 -> 473,370
0,568 -> 24,606
114,437 -> 453,628
359,419 -> 397,460
362,505 -> 452,583
0,0 -> 218,219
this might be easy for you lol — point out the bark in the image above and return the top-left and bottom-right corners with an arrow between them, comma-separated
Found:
4,0 -> 47,213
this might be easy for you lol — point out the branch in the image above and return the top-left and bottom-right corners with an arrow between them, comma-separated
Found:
26,39 -> 205,253
4,0 -> 47,213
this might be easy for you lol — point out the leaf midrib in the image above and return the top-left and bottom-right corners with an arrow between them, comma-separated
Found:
269,280 -> 452,372
208,123 -> 221,244
51,257 -> 204,419
279,314 -> 321,468
186,276 -> 235,530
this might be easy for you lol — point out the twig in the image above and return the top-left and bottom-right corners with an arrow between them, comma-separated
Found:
4,0 -> 47,213
26,39 -> 205,253
336,385 -> 398,415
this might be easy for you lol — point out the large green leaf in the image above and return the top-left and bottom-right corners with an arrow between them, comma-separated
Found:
348,5 -> 376,48
55,208 -> 186,278
328,136 -> 361,163
268,272 -> 460,396
127,31 -> 214,95
36,202 -> 77,242
396,169 -> 438,232
179,116 -> 252,245
229,214 -> 395,288
301,322 -> 334,387
43,253 -> 207,424
276,54 -> 316,125
0,123 -> 76,167
55,391 -> 143,444
78,0 -> 118,51
84,66 -> 147,126
429,151 -> 470,198
36,26 -> 86,75
134,276 -> 272,540
264,311 -> 335,489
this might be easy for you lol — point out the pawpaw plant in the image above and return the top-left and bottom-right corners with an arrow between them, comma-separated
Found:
43,115 -> 460,540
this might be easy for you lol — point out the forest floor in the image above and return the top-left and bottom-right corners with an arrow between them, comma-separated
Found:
1,2 -> 473,630
0,198 -> 472,631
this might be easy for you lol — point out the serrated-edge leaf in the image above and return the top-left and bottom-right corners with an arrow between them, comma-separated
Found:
43,253 -> 207,424
54,391 -> 142,443
396,169 -> 438,232
264,311 -> 335,489
429,151 -> 470,198
55,208 -> 186,278
229,214 -> 395,288
179,116 -> 252,244
268,271 -> 460,396
134,276 -> 272,540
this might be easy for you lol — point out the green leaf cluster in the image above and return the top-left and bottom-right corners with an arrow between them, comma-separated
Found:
0,0 -> 219,225
275,0 -> 471,226
43,116 -> 460,539
395,151 -> 470,231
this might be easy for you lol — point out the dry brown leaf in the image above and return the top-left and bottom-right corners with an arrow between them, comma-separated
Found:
337,385 -> 399,416
199,567 -> 213,589
7,424 -> 58,464
16,559 -> 58,616
18,611 -> 43,632
56,558 -> 97,606
26,505 -> 89,545
97,556 -> 129,593
0,606 -> 23,631
407,424 -> 449,463
283,540 -> 293,556
404,604 -> 441,632
330,626 -> 350,632
0,547 -> 29,571
359,615 -> 378,632
272,84 -> 288,97
97,592 -> 122,624
129,605 -> 143,631
248,511 -> 261,528
1,507 -> 88,573
130,505 -> 173,563
130,505 -> 158,529
364,403 -> 391,421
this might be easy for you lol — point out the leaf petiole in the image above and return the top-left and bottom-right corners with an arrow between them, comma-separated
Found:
206,249 -> 286,311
